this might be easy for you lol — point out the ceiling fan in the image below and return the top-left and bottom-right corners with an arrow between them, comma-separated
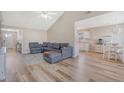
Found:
39,11 -> 58,19
85,11 -> 92,14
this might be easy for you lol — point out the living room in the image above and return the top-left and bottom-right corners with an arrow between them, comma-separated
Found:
1,0 -> 124,92
0,11 -> 124,82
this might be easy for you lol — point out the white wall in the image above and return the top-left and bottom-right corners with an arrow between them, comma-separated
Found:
22,29 -> 47,54
2,31 -> 17,49
1,25 -> 47,54
47,12 -> 107,46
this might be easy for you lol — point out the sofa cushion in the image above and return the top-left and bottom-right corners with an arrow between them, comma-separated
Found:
43,47 -> 52,51
53,43 -> 60,49
30,48 -> 42,54
29,42 -> 43,54
43,51 -> 62,64
60,43 -> 69,48
47,52 -> 61,58
29,42 -> 39,48
50,48 -> 61,53
61,46 -> 73,59
42,42 -> 49,47
47,43 -> 53,48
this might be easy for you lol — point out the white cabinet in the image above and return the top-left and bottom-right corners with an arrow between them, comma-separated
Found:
79,31 -> 90,52
0,47 -> 6,81
79,43 -> 90,52
95,45 -> 103,53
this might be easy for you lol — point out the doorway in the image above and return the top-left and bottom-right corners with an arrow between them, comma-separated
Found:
78,30 -> 90,52
2,31 -> 17,50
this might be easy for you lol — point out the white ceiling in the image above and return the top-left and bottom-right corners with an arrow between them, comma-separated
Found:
1,11 -> 64,30
76,12 -> 124,30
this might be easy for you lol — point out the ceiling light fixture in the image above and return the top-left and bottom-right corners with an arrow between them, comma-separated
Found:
85,11 -> 92,14
42,14 -> 48,19
40,11 -> 58,19
41,11 -> 49,19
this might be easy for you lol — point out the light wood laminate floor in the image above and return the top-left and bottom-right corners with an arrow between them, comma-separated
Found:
5,49 -> 124,82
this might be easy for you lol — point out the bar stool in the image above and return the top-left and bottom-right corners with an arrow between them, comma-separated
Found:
103,44 -> 110,60
103,43 -> 123,62
115,46 -> 123,62
103,43 -> 118,61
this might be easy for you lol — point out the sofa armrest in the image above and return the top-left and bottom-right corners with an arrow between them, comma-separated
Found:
61,46 -> 73,59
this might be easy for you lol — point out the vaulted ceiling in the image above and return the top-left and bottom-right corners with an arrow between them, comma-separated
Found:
1,11 -> 64,30
1,11 -> 109,31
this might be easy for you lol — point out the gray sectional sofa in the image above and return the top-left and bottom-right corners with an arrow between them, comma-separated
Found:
42,42 -> 73,64
42,42 -> 61,53
29,42 -> 43,54
29,42 -> 73,64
